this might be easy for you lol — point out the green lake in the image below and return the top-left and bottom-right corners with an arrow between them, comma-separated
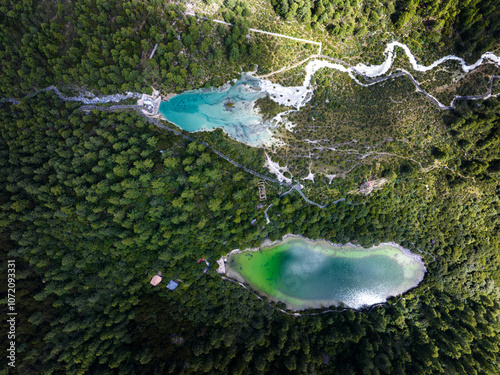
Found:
225,236 -> 426,310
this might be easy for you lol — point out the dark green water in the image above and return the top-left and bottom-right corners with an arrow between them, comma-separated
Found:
226,237 -> 426,310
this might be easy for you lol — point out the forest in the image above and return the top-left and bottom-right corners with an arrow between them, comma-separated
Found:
2,90 -> 500,374
1,0 -> 500,374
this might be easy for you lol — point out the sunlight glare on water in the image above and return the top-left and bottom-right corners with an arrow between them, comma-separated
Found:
226,237 -> 426,310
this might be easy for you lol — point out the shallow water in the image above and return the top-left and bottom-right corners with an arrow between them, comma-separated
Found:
158,42 -> 500,148
159,80 -> 275,146
226,237 -> 426,310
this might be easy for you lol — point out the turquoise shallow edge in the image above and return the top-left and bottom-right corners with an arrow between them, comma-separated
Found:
158,79 -> 275,146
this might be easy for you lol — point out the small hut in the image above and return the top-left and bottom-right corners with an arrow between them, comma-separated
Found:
150,275 -> 162,286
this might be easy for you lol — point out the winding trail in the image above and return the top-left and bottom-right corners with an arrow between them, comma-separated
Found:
1,98 -> 19,105
220,275 -> 408,317
351,69 -> 500,110
188,10 -> 499,110
256,54 -> 335,79
137,112 -> 345,210
130,110 -> 340,209
410,242 -> 439,261
279,183 -> 346,208
264,203 -> 273,224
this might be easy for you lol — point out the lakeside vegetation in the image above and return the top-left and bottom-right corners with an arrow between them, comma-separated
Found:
1,0 -> 500,374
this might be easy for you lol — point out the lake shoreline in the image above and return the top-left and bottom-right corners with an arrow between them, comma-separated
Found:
218,234 -> 427,310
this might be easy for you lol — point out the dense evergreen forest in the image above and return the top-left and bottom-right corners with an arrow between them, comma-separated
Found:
2,92 -> 500,374
1,0 -> 500,374
271,0 -> 500,54
0,0 -> 262,96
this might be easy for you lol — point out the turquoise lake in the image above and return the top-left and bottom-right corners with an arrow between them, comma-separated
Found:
159,80 -> 275,146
